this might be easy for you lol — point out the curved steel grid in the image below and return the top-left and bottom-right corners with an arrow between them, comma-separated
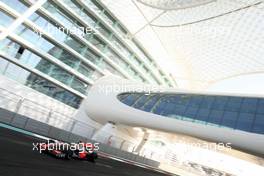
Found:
101,0 -> 264,89
137,0 -> 216,10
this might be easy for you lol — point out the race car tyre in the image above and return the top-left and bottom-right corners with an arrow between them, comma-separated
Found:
87,152 -> 97,163
64,150 -> 73,160
93,152 -> 98,159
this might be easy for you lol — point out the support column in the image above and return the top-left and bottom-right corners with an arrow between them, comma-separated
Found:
92,121 -> 117,144
134,129 -> 149,153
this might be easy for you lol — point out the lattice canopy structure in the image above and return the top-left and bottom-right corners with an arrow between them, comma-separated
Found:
101,0 -> 264,89
137,0 -> 216,10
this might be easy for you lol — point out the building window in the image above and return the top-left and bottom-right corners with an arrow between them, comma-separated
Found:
0,57 -> 82,108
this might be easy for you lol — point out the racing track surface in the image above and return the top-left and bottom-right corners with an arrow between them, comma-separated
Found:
0,127 -> 169,176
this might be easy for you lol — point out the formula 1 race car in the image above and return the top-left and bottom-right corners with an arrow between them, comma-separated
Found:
37,140 -> 98,162
72,142 -> 98,162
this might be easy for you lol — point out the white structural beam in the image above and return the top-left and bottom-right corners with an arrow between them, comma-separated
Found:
77,76 -> 264,155
134,130 -> 149,153
0,0 -> 46,40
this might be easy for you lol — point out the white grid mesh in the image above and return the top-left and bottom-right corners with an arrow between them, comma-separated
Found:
101,0 -> 264,89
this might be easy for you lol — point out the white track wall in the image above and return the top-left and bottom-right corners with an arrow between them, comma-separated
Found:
0,75 -> 95,137
0,75 -> 76,116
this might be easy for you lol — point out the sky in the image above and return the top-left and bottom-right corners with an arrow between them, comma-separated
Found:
207,73 -> 264,95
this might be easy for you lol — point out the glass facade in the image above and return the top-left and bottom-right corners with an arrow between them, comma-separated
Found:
0,0 -> 175,108
0,38 -> 89,94
118,93 -> 264,134
0,57 -> 81,108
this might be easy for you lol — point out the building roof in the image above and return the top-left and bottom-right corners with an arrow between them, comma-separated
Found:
100,0 -> 264,89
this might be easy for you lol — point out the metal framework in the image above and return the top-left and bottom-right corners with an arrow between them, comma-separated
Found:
101,0 -> 264,89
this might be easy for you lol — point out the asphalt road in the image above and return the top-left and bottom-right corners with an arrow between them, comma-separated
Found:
0,127 -> 169,176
